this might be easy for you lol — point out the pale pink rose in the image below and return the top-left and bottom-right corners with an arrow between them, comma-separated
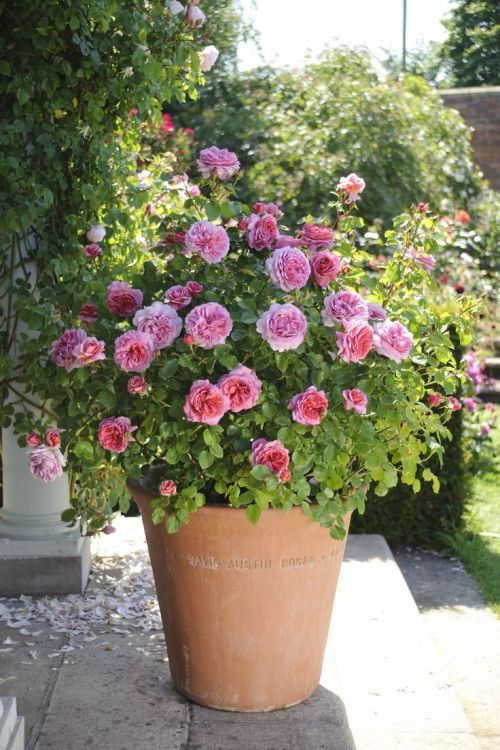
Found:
406,247 -> 436,273
263,203 -> 283,219
29,445 -> 66,482
343,389 -> 368,415
298,224 -> 334,250
217,365 -> 262,412
183,380 -> 229,425
448,396 -> 462,412
103,525 -> 116,535
462,397 -> 477,412
256,303 -> 307,352
106,281 -> 143,317
247,213 -> 280,251
185,303 -> 233,349
98,416 -> 137,453
167,0 -> 184,14
159,479 -> 177,496
322,290 -> 369,327
336,173 -> 366,203
199,45 -> 219,72
251,438 -> 290,483
185,280 -> 204,296
310,251 -> 341,288
187,184 -> 201,197
86,224 -> 106,243
164,285 -> 192,311
373,319 -> 413,363
73,336 -> 106,366
78,303 -> 99,325
428,392 -> 443,407
45,429 -> 61,447
113,330 -> 155,372
84,243 -> 102,258
185,220 -> 230,263
336,322 -> 373,363
265,246 -> 310,291
367,302 -> 387,321
197,146 -> 240,180
50,328 -> 87,371
185,5 -> 205,27
485,402 -> 497,412
26,432 -> 41,447
275,234 -> 302,249
133,302 -> 182,349
288,386 -> 328,426
127,376 -> 148,395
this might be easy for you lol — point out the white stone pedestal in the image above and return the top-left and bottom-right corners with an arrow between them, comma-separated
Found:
0,697 -> 24,750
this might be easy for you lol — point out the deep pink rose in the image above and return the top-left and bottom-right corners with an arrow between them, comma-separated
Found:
256,303 -> 307,352
197,146 -> 240,180
217,365 -> 262,412
310,251 -> 341,288
50,328 -> 87,371
263,202 -> 283,219
373,320 -> 413,363
159,479 -> 177,496
298,224 -> 334,250
247,213 -> 280,251
251,439 -> 290,483
288,386 -> 328,426
127,376 -> 148,395
114,330 -> 155,372
133,302 -> 182,349
26,431 -> 41,447
322,290 -> 369,327
336,173 -> 366,203
428,392 -> 443,407
106,281 -> 143,317
275,235 -> 302,249
183,380 -> 230,426
73,336 -> 106,366
45,429 -> 61,448
252,202 -> 266,214
29,445 -> 66,482
343,389 -> 368,415
84,243 -> 102,259
462,397 -> 477,412
265,246 -> 310,291
448,396 -> 462,412
185,303 -> 233,349
164,285 -> 192,311
78,303 -> 99,325
98,416 -> 137,452
186,280 -> 204,296
336,322 -> 373,363
185,221 -> 230,263
367,302 -> 387,321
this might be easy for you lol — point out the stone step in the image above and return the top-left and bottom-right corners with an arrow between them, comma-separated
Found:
485,357 -> 500,378
0,698 -> 24,750
478,379 -> 500,403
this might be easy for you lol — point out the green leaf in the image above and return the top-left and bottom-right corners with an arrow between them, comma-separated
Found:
198,450 -> 214,469
250,464 -> 272,480
97,390 -> 117,408
167,516 -> 180,534
74,441 -> 94,462
61,508 -> 77,522
246,504 -> 261,525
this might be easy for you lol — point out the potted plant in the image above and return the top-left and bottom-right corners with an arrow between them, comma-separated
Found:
22,150 -> 476,711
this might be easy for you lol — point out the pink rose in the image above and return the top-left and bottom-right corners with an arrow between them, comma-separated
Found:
186,280 -> 204,296
133,302 -> 182,349
84,243 -> 102,259
428,392 -> 443,407
50,328 -> 87,371
164,285 -> 192,311
265,246 -> 310,291
29,445 -> 66,482
288,386 -> 329,426
26,431 -> 41,447
418,203 -> 429,214
310,251 -> 341,288
78,303 -> 99,325
45,429 -> 61,447
185,5 -> 206,27
322,290 -> 369,327
251,439 -> 290,483
336,173 -> 366,203
256,303 -> 307,352
336,322 -> 373,363
263,203 -> 283,219
485,402 -> 497,412
343,389 -> 368,415
86,224 -> 106,243
462,397 -> 477,412
298,224 -> 334,250
252,202 -> 266,214
217,365 -> 262,412
373,320 -> 413,363
406,247 -> 436,273
127,376 -> 148,395
103,525 -> 116,535
159,479 -> 177,496
247,213 -> 280,251
98,416 -> 137,453
185,221 -> 230,263
448,396 -> 462,412
114,330 -> 155,372
184,303 -> 233,349
73,336 -> 106,366
367,302 -> 387,321
480,422 -> 491,437
197,146 -> 240,180
183,380 -> 230,425
275,234 -> 302,249
199,45 -> 219,72
106,281 -> 143,317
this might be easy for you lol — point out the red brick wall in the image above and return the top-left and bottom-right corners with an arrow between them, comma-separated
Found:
440,87 -> 500,189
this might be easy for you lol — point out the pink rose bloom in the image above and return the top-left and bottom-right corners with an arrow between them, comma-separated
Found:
298,224 -> 334,250
86,224 -> 106,243
186,280 -> 204,296
218,365 -> 262,412
336,173 -> 366,203
159,479 -> 177,496
373,320 -> 413,363
367,302 -> 387,321
264,203 -> 283,219
310,251 -> 341,288
185,220 -> 230,263
251,439 -> 290,483
343,389 -> 368,415
265,246 -> 310,291
288,386 -> 329,426
133,302 -> 182,349
480,422 -> 491,437
26,431 -> 41,447
103,525 -> 116,535
448,396 -> 462,412
183,380 -> 230,426
247,213 -> 280,251
256,303 -> 307,352
164,285 -> 192,311
407,247 -> 436,273
78,303 -> 99,325
185,5 -> 206,28
322,290 -> 369,327
51,328 -> 87,371
114,330 -> 155,372
127,376 -> 148,395
106,281 -> 143,317
275,234 -> 302,249
197,146 -> 240,180
45,429 -> 61,448
84,243 -> 102,259
29,445 -> 66,482
73,336 -> 106,366
428,392 -> 443,407
336,322 -> 373,363
185,303 -> 233,349
485,402 -> 497,412
98,416 -> 137,453
462,397 -> 477,413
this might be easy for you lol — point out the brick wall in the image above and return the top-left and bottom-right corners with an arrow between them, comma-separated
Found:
440,87 -> 500,189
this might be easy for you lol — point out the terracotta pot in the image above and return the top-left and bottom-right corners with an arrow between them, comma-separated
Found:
128,478 -> 350,712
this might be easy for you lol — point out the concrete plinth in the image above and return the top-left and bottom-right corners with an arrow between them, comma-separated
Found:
0,698 -> 24,750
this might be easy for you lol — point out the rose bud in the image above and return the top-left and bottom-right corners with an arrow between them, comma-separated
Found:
26,431 -> 41,447
185,5 -> 205,27
417,202 -> 429,214
45,429 -> 61,447
184,334 -> 194,345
